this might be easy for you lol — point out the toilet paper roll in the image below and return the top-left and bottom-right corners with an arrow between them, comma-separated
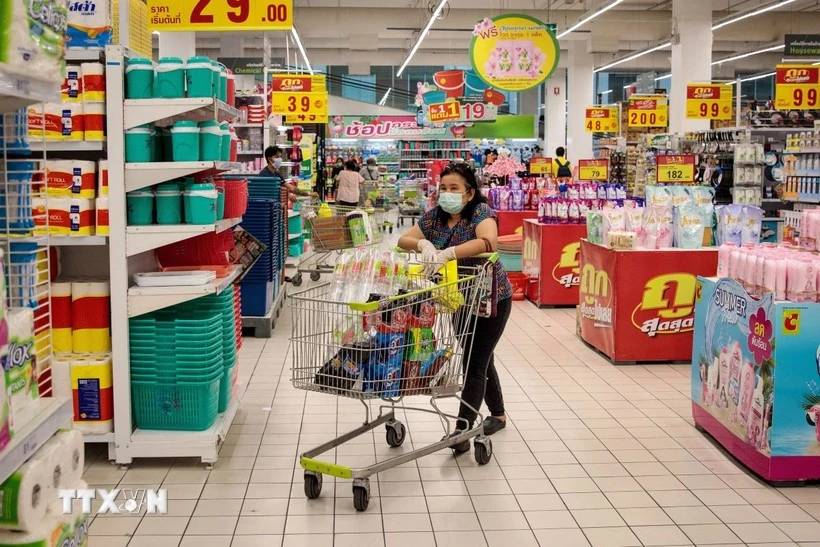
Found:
71,282 -> 111,353
4,308 -> 38,433
48,479 -> 88,522
97,160 -> 108,196
70,355 -> 113,434
51,354 -> 72,400
46,160 -> 96,198
81,63 -> 106,102
27,104 -> 64,141
0,515 -> 64,545
0,458 -> 49,531
35,430 -> 84,496
69,199 -> 95,236
61,103 -> 85,141
95,197 -> 109,236
61,66 -> 83,102
31,198 -> 48,237
82,103 -> 105,141
50,283 -> 72,354
46,197 -> 72,236
0,0 -> 66,81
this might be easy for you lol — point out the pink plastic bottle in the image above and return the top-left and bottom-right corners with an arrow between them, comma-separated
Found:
717,243 -> 736,278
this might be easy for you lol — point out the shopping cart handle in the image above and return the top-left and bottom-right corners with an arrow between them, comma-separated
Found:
392,247 -> 499,263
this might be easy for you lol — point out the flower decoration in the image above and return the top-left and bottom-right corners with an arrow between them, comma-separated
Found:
472,17 -> 495,36
484,148 -> 524,178
747,308 -> 773,365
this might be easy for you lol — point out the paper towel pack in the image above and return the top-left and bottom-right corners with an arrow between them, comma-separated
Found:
46,161 -> 96,198
61,66 -> 83,102
71,282 -> 110,352
27,104 -> 65,141
2,309 -> 38,433
97,160 -> 108,196
95,197 -> 108,235
69,199 -> 95,236
0,0 -> 68,82
50,284 -> 72,353
82,103 -> 104,141
66,0 -> 112,49
0,458 -> 49,531
80,63 -> 105,102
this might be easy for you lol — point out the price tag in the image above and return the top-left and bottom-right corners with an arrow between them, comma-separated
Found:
147,0 -> 293,31
628,97 -> 668,128
578,159 -> 609,181
775,64 -> 820,110
656,155 -> 696,183
530,157 -> 552,175
272,74 -> 326,93
584,107 -> 619,133
428,102 -> 462,123
685,84 -> 733,120
272,92 -> 328,124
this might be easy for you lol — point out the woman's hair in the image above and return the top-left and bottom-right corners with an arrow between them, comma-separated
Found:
366,157 -> 377,166
436,162 -> 489,222
344,160 -> 358,171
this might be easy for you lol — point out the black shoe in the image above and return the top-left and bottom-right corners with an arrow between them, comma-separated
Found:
445,431 -> 470,454
482,416 -> 507,436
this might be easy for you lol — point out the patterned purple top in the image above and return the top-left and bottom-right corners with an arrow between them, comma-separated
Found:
417,203 -> 513,301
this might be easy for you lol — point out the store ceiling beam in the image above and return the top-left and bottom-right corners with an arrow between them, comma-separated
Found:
556,0 -> 627,39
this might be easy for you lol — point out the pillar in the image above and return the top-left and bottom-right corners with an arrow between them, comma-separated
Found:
158,32 -> 196,59
670,0 -> 712,133
544,68 -> 566,153
567,43 -> 594,161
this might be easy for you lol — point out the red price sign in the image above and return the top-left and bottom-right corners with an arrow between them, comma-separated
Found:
147,0 -> 293,31
656,155 -> 696,183
530,157 -> 552,175
775,64 -> 820,110
578,159 -> 609,181
628,97 -> 668,128
428,102 -> 462,123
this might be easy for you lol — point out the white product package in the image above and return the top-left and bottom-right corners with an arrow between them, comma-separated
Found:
50,354 -> 72,399
0,458 -> 49,531
3,308 -> 37,433
0,0 -> 68,81
34,430 -> 84,500
66,0 -> 112,49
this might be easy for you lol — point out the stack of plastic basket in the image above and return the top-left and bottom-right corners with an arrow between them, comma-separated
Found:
234,285 -> 242,350
240,197 -> 281,317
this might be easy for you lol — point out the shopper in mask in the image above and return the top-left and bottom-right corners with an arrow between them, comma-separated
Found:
360,157 -> 381,182
330,157 -> 345,198
397,162 -> 513,452
336,160 -> 365,207
260,145 -> 316,200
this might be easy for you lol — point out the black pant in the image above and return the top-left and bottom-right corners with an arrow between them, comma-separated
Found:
456,297 -> 512,428
337,200 -> 358,207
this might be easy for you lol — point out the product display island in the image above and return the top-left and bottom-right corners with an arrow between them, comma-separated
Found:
692,277 -> 820,483
494,210 -> 538,236
577,239 -> 718,364
522,220 -> 587,306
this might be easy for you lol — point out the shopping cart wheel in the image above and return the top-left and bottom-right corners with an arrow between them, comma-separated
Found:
474,437 -> 493,465
310,271 -> 321,281
304,472 -> 322,499
385,421 -> 406,448
353,483 -> 370,512
292,274 -> 303,286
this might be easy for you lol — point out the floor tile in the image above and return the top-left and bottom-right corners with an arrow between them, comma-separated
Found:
631,525 -> 692,546
582,526 -> 642,547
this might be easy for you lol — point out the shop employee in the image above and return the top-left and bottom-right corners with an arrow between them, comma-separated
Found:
260,146 -> 316,201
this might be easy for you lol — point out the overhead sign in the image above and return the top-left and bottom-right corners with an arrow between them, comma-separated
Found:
628,96 -> 668,128
685,84 -> 733,120
656,155 -> 696,183
217,58 -> 266,75
428,102 -> 462,123
585,106 -> 619,133
417,70 -> 503,126
469,14 -> 560,92
784,34 -> 820,58
329,116 -> 452,139
272,92 -> 328,124
529,157 -> 552,175
578,159 -> 609,181
272,74 -> 326,93
147,0 -> 293,31
636,71 -> 657,95
775,64 -> 819,110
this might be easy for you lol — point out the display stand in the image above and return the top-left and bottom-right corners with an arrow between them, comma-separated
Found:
577,239 -> 717,364
522,220 -> 586,306
495,210 -> 538,236
692,277 -> 820,483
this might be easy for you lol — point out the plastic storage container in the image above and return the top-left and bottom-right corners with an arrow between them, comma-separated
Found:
218,64 -> 228,103
216,187 -> 225,220
186,56 -> 213,98
156,57 -> 185,99
210,61 -> 221,100
184,183 -> 217,224
220,123 -> 231,161
125,57 -> 154,99
127,190 -> 154,225
198,120 -> 223,161
171,120 -> 200,161
155,182 -> 183,225
125,126 -> 153,163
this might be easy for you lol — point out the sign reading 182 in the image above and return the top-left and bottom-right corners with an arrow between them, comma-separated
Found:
147,0 -> 293,31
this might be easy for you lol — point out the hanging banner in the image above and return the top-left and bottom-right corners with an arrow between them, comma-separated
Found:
584,106 -> 619,133
685,84 -> 733,120
784,34 -> 820,58
416,70 -> 503,127
469,14 -> 560,92
578,159 -> 609,181
529,157 -> 552,175
147,0 -> 293,31
628,96 -> 668,128
775,65 -> 819,110
656,155 -> 696,183
329,116 -> 451,139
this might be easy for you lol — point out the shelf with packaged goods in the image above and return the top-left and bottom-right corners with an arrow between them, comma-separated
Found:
65,49 -> 104,62
28,141 -> 106,153
127,264 -> 244,318
49,236 -> 109,246
125,217 -> 241,257
123,98 -> 240,130
232,123 -> 264,128
0,67 -> 60,111
0,398 -> 72,485
237,150 -> 263,155
124,161 -> 241,192
784,148 -> 820,154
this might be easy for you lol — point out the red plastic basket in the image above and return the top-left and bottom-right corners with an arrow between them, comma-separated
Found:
507,272 -> 529,301
156,231 -> 234,267
223,178 -> 248,218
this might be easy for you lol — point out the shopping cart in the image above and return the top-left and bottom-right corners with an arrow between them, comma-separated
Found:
291,203 -> 382,286
397,180 -> 426,227
362,183 -> 395,234
290,254 -> 497,511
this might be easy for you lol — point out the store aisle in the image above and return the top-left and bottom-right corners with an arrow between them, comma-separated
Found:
83,298 -> 820,547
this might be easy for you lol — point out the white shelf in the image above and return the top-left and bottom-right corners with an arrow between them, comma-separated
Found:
127,264 -> 243,318
232,123 -> 264,128
49,236 -> 108,246
123,98 -> 240,130
28,141 -> 106,153
65,49 -> 104,62
237,150 -> 263,155
125,217 -> 241,257
83,432 -> 115,443
0,67 -> 60,111
124,161 -> 241,192
784,148 -> 820,154
0,398 -> 72,485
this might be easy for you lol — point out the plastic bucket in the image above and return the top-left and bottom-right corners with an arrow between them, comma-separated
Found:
171,120 -> 200,161
433,69 -> 465,99
184,189 -> 218,224
220,123 -> 231,161
186,56 -> 213,98
125,58 -> 154,99
464,70 -> 489,98
125,126 -> 153,163
423,90 -> 446,105
155,182 -> 182,225
156,57 -> 185,99
127,190 -> 154,225
198,120 -> 222,161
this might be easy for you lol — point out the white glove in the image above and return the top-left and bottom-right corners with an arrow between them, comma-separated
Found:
417,240 -> 438,270
426,246 -> 458,277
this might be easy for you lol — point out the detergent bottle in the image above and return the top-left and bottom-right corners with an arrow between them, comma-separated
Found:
318,202 -> 332,218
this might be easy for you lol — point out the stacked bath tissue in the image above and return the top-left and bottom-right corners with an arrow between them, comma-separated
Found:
0,0 -> 68,82
28,62 -> 105,142
33,159 -> 108,237
2,309 -> 38,434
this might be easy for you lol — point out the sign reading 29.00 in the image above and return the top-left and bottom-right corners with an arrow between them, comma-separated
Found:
147,0 -> 293,32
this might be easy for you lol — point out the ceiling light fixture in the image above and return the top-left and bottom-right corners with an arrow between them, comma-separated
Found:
396,0 -> 448,77
557,0 -> 626,39
600,89 -> 613,95
712,0 -> 798,31
595,41 -> 672,73
623,83 -> 633,89
730,71 -> 777,84
712,44 -> 784,65
654,74 -> 672,81
378,88 -> 392,106
290,27 -> 314,75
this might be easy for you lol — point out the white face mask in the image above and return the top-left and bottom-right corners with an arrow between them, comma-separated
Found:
273,157 -> 282,168
438,191 -> 467,214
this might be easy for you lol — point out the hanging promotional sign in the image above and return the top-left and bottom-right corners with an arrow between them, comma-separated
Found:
775,64 -> 819,110
584,106 -> 619,133
272,74 -> 326,93
578,159 -> 609,181
329,116 -> 451,140
529,157 -> 551,175
147,0 -> 293,31
217,58 -> 266,75
272,74 -> 328,123
784,34 -> 820,58
685,84 -> 733,120
628,96 -> 668,128
416,70 -> 503,127
656,155 -> 696,183
469,14 -> 560,92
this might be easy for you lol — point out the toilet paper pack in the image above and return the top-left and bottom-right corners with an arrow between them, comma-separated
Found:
66,0 -> 112,49
0,458 -> 49,532
2,309 -> 38,433
0,0 -> 68,81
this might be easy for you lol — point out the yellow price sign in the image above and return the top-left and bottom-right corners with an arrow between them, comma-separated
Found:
148,0 -> 293,31
628,97 -> 668,128
775,64 -> 820,110
529,157 -> 552,175
272,92 -> 328,124
656,155 -> 696,183
584,107 -> 618,133
685,84 -> 733,120
428,102 -> 462,123
578,159 -> 608,181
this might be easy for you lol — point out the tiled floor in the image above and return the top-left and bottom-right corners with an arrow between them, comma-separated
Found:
84,277 -> 820,546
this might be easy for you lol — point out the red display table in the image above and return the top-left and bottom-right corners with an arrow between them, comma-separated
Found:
577,239 -> 718,364
522,221 -> 587,306
494,210 -> 538,236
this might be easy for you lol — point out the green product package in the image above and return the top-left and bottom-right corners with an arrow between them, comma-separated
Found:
347,214 -> 368,246
0,0 -> 68,77
0,472 -> 23,526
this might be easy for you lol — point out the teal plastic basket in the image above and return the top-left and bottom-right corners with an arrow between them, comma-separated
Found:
132,375 -> 221,431
218,362 -> 236,412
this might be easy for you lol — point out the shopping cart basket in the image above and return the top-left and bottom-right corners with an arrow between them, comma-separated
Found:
363,183 -> 396,234
291,203 -> 382,286
289,253 -> 498,511
397,180 -> 425,227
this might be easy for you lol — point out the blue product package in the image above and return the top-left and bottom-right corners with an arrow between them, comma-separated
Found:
66,0 -> 113,48
370,331 -> 405,398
